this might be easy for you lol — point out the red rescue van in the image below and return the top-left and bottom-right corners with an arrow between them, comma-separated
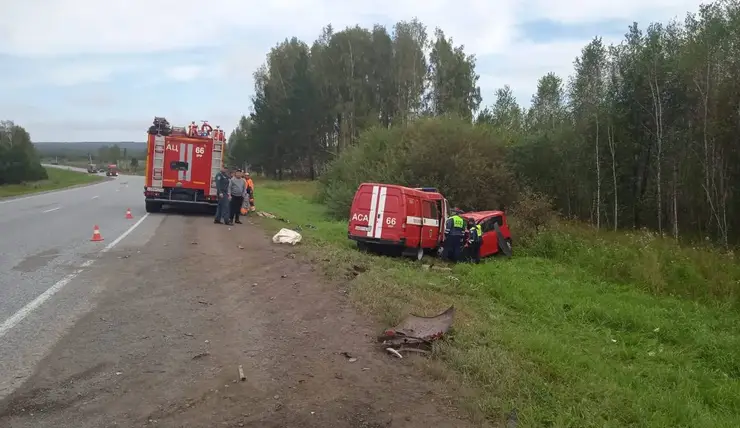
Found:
347,183 -> 449,260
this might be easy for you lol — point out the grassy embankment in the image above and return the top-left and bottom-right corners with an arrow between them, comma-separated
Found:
0,167 -> 103,198
253,180 -> 740,428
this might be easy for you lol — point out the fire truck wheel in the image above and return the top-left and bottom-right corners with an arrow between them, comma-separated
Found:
145,201 -> 162,213
356,241 -> 369,252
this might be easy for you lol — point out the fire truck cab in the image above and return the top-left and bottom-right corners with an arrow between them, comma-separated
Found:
347,183 -> 449,260
143,117 -> 227,213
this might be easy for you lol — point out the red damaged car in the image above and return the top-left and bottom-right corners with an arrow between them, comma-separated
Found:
461,210 -> 513,257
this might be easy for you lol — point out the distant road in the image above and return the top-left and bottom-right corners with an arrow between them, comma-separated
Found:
42,164 -> 90,174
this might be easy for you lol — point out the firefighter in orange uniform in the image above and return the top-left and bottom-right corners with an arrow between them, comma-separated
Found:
244,172 -> 255,212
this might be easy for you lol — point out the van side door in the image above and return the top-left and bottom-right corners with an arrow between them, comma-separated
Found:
420,200 -> 441,249
479,217 -> 496,257
404,196 -> 422,248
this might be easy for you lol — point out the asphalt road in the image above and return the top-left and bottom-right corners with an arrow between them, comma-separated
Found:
0,166 -> 162,399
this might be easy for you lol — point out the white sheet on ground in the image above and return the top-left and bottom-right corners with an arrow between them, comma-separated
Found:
272,228 -> 302,245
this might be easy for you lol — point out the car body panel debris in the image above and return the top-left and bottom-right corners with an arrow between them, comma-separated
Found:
272,228 -> 302,245
378,306 -> 455,355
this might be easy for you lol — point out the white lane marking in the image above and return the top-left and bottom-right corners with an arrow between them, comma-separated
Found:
102,213 -> 149,253
0,212 -> 151,339
42,207 -> 61,213
91,195 -> 99,200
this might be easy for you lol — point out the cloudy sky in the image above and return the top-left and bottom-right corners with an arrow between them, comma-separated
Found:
0,0 -> 704,142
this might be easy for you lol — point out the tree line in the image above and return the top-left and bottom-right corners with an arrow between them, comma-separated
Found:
228,20 -> 481,179
230,0 -> 740,245
0,121 -> 47,185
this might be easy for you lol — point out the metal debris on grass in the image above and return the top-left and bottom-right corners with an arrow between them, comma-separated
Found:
378,306 -> 455,357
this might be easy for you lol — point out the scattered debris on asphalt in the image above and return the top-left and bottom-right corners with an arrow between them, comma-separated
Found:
340,351 -> 358,362
378,306 -> 455,358
238,365 -> 246,381
257,210 -> 293,223
192,352 -> 210,360
272,228 -> 302,245
386,348 -> 403,359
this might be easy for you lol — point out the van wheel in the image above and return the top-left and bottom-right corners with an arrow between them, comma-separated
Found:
415,246 -> 424,261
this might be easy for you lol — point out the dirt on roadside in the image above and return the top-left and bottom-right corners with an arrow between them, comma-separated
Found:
0,213 -> 480,428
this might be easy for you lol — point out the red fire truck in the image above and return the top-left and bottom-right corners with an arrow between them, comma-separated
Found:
143,117 -> 227,213
347,183 -> 450,260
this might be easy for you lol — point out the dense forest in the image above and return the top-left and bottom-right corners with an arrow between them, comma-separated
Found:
0,121 -> 47,185
230,0 -> 740,245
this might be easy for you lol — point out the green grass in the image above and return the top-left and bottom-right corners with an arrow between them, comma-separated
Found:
0,167 -> 104,198
253,179 -> 740,428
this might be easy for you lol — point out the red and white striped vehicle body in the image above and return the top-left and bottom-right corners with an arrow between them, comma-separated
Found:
347,183 -> 449,258
143,129 -> 226,213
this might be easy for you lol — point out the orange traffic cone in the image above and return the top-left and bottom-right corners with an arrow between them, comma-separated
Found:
125,208 -> 133,219
90,225 -> 104,242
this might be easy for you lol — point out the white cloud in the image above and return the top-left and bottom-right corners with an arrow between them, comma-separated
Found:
0,0 -> 707,140
0,1 -> 703,57
164,65 -> 205,82
523,0 -> 704,25
478,37 -> 626,105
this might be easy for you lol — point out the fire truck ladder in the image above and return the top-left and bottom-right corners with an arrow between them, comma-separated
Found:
152,135 -> 165,189
209,134 -> 224,197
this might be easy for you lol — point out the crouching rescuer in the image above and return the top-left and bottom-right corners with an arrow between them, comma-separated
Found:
443,209 -> 466,262
466,218 -> 483,263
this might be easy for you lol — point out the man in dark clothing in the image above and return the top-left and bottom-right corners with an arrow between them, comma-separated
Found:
443,210 -> 466,262
228,169 -> 247,224
466,218 -> 482,264
214,166 -> 231,225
